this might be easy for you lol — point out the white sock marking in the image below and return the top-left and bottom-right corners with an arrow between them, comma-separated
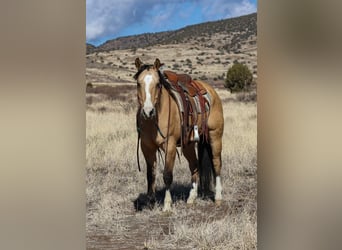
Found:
163,189 -> 172,212
215,176 -> 222,201
187,182 -> 198,204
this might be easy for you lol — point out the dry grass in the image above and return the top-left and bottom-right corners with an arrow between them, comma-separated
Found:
86,86 -> 256,249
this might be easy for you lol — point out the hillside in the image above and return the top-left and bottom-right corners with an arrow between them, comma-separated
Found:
86,13 -> 257,85
88,13 -> 256,53
86,43 -> 96,54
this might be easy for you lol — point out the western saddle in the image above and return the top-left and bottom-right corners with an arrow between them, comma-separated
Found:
163,70 -> 210,147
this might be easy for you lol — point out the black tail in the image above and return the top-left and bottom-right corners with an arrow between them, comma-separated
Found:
198,137 -> 215,197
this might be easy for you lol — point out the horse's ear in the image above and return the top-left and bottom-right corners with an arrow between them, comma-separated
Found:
135,57 -> 143,70
154,58 -> 164,70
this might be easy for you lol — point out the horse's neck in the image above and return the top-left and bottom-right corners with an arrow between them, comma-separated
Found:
157,85 -> 171,115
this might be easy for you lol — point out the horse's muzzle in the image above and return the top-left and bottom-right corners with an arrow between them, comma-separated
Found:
141,107 -> 156,119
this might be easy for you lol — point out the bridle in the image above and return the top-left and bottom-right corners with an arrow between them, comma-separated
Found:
136,69 -> 174,172
135,65 -> 163,118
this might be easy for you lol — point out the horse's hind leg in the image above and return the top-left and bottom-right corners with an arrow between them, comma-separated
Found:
209,128 -> 223,205
162,141 -> 177,212
183,143 -> 199,204
141,142 -> 157,207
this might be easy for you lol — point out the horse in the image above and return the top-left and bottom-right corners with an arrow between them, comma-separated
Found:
134,58 -> 224,211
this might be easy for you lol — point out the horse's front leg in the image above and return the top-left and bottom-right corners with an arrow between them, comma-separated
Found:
162,141 -> 176,212
141,142 -> 157,208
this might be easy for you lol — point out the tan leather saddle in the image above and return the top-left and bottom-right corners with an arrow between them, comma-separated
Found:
163,70 -> 207,96
163,70 -> 209,146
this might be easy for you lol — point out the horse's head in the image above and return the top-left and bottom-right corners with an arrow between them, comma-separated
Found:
134,58 -> 164,119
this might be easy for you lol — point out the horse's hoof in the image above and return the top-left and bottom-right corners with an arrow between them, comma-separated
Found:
162,211 -> 172,217
186,202 -> 194,208
162,203 -> 172,213
146,197 -> 156,210
162,208 -> 172,214
186,197 -> 197,206
162,207 -> 172,212
215,199 -> 222,206
147,202 -> 155,210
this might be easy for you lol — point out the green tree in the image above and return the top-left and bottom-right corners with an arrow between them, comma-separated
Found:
225,62 -> 253,92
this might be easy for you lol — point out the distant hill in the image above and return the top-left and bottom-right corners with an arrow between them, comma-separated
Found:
86,13 -> 257,85
86,43 -> 96,54
87,13 -> 256,53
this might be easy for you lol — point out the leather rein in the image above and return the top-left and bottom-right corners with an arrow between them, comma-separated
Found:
136,73 -> 172,172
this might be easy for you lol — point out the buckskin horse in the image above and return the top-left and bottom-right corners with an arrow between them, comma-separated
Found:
134,58 -> 224,211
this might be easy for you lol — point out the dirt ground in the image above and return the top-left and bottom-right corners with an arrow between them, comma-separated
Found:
87,199 -> 252,249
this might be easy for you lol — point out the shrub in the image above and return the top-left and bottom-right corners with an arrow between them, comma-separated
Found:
172,63 -> 180,70
225,62 -> 253,93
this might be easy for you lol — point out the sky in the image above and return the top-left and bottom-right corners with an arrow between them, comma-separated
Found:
86,0 -> 257,46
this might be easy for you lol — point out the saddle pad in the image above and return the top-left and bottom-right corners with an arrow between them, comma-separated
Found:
170,89 -> 211,114
194,94 -> 210,113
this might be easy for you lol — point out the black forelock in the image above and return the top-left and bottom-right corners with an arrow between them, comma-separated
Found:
133,64 -> 153,80
133,66 -> 172,90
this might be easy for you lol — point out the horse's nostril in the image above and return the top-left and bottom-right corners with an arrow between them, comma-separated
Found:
142,107 -> 154,118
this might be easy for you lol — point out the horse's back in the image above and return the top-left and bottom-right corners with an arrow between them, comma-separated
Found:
194,80 -> 224,132
193,80 -> 223,113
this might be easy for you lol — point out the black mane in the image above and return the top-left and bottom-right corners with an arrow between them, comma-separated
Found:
157,70 -> 172,90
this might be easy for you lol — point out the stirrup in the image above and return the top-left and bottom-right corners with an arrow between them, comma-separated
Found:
193,125 -> 199,142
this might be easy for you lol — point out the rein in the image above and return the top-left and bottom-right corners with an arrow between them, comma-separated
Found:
136,133 -> 141,172
136,74 -> 180,172
163,93 -> 171,174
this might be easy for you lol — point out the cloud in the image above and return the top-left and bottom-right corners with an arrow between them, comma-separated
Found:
86,0 -> 192,44
149,4 -> 177,29
86,0 -> 151,42
86,0 -> 257,44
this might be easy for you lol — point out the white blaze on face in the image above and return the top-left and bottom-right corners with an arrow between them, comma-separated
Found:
143,74 -> 154,116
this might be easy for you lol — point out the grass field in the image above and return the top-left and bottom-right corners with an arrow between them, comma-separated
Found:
86,85 -> 257,249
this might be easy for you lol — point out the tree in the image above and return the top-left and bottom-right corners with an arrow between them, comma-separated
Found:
225,62 -> 253,93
